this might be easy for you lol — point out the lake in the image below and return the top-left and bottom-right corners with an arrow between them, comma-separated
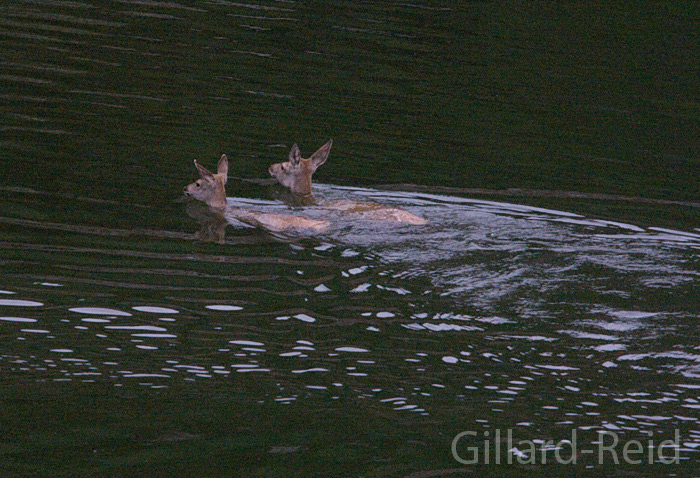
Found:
1,1 -> 699,476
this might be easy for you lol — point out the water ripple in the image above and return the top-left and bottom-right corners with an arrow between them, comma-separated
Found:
0,299 -> 43,307
69,307 -> 132,316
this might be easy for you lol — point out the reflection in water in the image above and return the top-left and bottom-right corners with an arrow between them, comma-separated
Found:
1,0 -> 699,473
0,316 -> 37,323
184,201 -> 231,244
0,299 -> 44,306
2,187 -> 699,468
69,307 -> 132,316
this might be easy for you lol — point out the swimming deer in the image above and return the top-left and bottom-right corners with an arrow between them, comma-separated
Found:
183,154 -> 328,233
268,140 -> 427,225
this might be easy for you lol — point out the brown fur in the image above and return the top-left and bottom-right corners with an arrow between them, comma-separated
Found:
184,155 -> 328,233
183,155 -> 229,209
268,140 -> 332,195
268,141 -> 427,225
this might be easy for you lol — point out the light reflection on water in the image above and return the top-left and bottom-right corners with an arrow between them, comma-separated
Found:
1,0 -> 699,472
1,187 -> 699,464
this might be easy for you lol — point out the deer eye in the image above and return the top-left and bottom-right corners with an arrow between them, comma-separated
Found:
195,181 -> 201,188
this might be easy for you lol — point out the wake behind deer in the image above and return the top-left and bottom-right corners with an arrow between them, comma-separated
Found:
268,140 -> 427,225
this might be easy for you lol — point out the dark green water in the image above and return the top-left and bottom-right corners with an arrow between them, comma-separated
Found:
1,1 -> 699,476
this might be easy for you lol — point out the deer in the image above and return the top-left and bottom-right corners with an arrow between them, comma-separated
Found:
183,154 -> 329,234
268,140 -> 428,225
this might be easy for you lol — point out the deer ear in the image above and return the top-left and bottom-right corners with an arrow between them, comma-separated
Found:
310,139 -> 332,170
217,154 -> 228,183
289,144 -> 301,167
194,160 -> 214,180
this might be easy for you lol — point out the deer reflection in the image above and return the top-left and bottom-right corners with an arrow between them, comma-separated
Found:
183,200 -> 229,244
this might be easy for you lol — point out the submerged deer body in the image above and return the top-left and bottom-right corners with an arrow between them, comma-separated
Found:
268,140 -> 427,225
183,154 -> 328,233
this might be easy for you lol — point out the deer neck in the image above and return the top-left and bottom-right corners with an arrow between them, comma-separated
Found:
290,173 -> 312,196
207,179 -> 228,210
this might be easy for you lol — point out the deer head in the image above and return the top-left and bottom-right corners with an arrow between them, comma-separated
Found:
183,154 -> 229,209
268,140 -> 332,195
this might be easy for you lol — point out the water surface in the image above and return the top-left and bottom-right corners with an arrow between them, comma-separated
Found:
1,1 -> 699,476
